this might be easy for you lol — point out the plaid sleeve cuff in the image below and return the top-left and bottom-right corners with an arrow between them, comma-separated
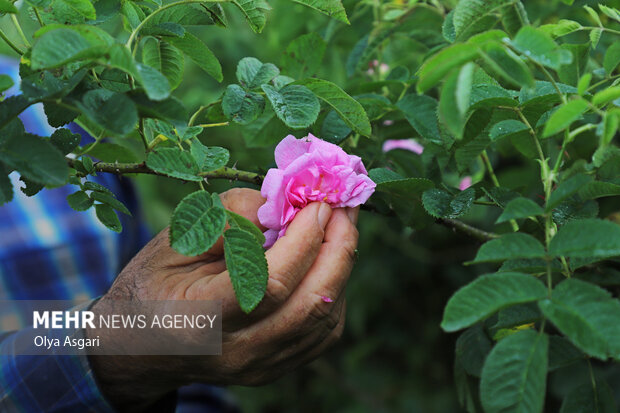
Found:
0,299 -> 115,413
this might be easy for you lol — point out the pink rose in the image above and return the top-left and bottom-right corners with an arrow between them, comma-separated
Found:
258,134 -> 376,247
382,139 -> 424,155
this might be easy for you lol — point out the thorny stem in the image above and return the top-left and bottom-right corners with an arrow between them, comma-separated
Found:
437,218 -> 500,242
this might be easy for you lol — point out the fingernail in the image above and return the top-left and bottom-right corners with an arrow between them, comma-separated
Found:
318,203 -> 332,229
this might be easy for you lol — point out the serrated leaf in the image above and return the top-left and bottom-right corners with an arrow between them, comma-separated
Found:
578,181 -> 620,200
83,181 -> 114,195
0,168 -> 13,206
82,142 -> 138,163
166,32 -> 222,82
231,0 -> 270,33
281,32 -> 326,78
546,173 -> 593,211
539,278 -> 620,360
479,45 -> 534,88
472,233 -> 546,263
262,84 -> 320,129
441,272 -> 547,332
416,43 -> 479,93
190,140 -> 229,172
397,94 -> 441,144
224,228 -> 269,313
453,0 -> 513,41
95,203 -> 122,232
142,38 -> 184,90
91,191 -> 131,215
549,218 -> 620,259
496,197 -> 544,223
170,190 -> 227,256
542,99 -> 588,138
589,28 -> 602,48
422,188 -> 475,219
236,57 -> 279,90
289,0 -> 348,24
146,147 -> 202,181
480,330 -> 548,413
603,42 -> 620,75
50,128 -> 81,155
599,5 -> 620,22
519,81 -> 578,106
296,78 -> 371,137
76,89 -> 138,135
321,110 -> 352,144
0,133 -> 68,186
226,210 -> 265,244
511,26 -> 573,70
55,0 -> 96,20
67,190 -> 93,211
489,119 -> 529,142
222,84 -> 265,125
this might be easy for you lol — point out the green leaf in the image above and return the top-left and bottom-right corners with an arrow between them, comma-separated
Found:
170,190 -> 227,256
583,5 -> 602,26
55,0 -> 96,20
166,32 -> 223,82
321,110 -> 352,144
559,380 -> 617,413
422,188 -> 475,219
142,4 -> 213,27
519,81 -> 577,107
76,89 -> 138,135
120,1 -> 144,29
546,173 -> 593,211
142,38 -> 184,90
83,181 -> 113,195
511,26 -> 572,70
496,197 -> 544,223
501,2 -> 529,37
470,83 -> 518,110
549,218 -> 620,259
289,0 -> 349,24
416,43 -> 479,93
539,279 -> 620,360
592,86 -> 620,107
296,78 -> 371,136
231,0 -> 270,33
146,147 -> 202,181
82,142 -> 139,163
472,233 -> 546,263
603,42 -> 620,75
480,330 -> 548,413
67,190 -> 93,211
222,84 -> 265,125
0,167 -> 13,206
542,99 -> 588,138
0,74 -> 13,93
577,73 -> 591,96
439,65 -> 472,139
599,5 -> 620,23
589,28 -> 602,48
397,94 -> 441,144
50,128 -> 81,155
281,32 -> 327,78
236,57 -> 279,90
0,133 -> 68,186
190,140 -> 229,172
95,203 -> 122,232
31,27 -> 108,70
548,335 -> 584,371
261,84 -> 320,129
224,227 -> 269,313
0,0 -> 18,13
91,192 -> 131,215
226,210 -> 265,244
453,0 -> 513,41
455,325 -> 492,377
479,45 -> 534,88
441,272 -> 547,332
578,181 -> 620,201
489,119 -> 529,141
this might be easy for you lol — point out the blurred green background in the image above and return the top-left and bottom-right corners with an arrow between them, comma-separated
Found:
2,0 -> 620,411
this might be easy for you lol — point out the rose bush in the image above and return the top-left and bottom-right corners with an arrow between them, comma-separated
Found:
2,0 -> 620,410
258,134 -> 375,246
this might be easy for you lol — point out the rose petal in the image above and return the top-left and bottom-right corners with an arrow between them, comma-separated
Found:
382,139 -> 424,155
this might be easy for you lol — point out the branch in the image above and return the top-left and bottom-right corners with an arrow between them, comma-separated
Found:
438,218 -> 500,242
66,158 -> 264,185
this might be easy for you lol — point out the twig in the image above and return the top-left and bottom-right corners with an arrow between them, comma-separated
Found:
0,27 -> 24,55
65,158 -> 264,185
438,218 -> 500,242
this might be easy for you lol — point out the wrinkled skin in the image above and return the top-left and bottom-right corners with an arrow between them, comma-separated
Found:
88,188 -> 359,412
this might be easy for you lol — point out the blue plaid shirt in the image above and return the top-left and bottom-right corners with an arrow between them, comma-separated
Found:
0,57 -> 238,412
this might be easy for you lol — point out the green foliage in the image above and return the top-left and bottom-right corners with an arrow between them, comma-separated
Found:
3,0 -> 620,409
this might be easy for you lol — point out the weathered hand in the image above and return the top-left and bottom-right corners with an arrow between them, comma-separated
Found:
88,188 -> 359,411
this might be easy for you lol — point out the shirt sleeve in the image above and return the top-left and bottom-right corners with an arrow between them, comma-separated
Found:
0,300 -> 115,413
